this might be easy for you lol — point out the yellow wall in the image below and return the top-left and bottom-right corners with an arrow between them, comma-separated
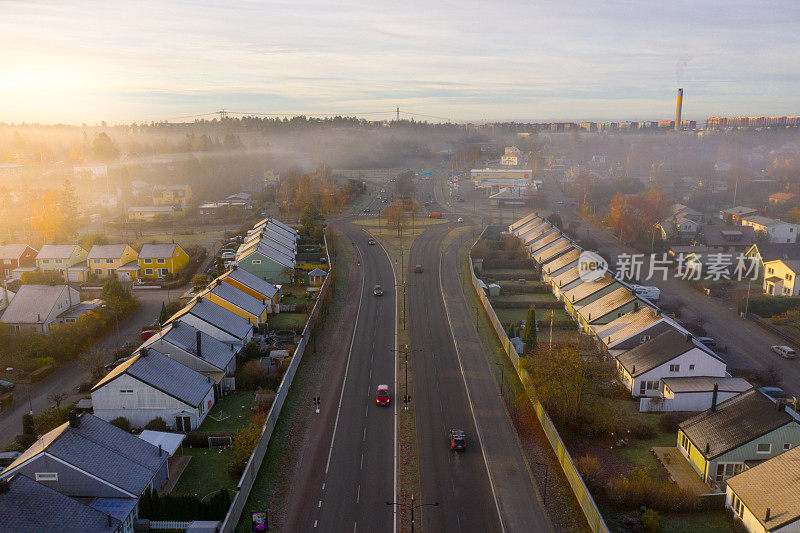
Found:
679,430 -> 709,480
221,276 -> 279,304
138,246 -> 189,279
88,246 -> 138,278
202,292 -> 263,326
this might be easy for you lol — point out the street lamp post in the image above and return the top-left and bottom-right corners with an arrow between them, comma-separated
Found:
386,494 -> 439,533
536,462 -> 549,507
493,361 -> 505,397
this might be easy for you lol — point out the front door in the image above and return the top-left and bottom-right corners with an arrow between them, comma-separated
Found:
174,415 -> 192,432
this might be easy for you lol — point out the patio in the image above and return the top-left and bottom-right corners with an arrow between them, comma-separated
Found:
652,446 -> 715,496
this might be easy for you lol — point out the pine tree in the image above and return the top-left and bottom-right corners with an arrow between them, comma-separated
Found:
158,302 -> 168,325
521,306 -> 537,352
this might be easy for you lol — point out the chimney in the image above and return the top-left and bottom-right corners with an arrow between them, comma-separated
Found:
232,264 -> 237,271
778,401 -> 786,412
711,383 -> 718,411
705,442 -> 710,454
139,347 -> 149,357
207,374 -> 211,382
766,508 -> 771,522
675,88 -> 683,131
633,301 -> 639,312
68,410 -> 79,428
158,444 -> 163,456
632,365 -> 636,374
196,330 -> 202,359
196,296 -> 203,303
656,309 -> 661,316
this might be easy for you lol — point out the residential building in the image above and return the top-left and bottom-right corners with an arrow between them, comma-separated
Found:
742,215 -> 800,243
541,248 -> 581,280
0,244 -> 37,278
91,347 -> 215,431
249,216 -> 299,240
574,287 -> 639,331
521,224 -> 558,249
533,238 -> 573,266
640,377 -> 753,413
243,226 -> 296,253
551,264 -> 587,299
167,297 -> 254,344
657,214 -> 701,242
197,202 -> 228,218
140,321 -> 238,393
0,284 -> 81,333
196,280 -> 268,327
0,285 -> 15,313
592,306 -> 671,352
138,243 -> 189,279
527,230 -> 564,256
726,445 -> 800,533
153,184 -> 191,207
678,389 -> 800,489
562,275 -> 617,317
616,329 -> 727,398
763,259 -> 800,296
704,225 -> 757,253
35,245 -> 88,280
0,412 -> 169,498
55,298 -> 104,326
87,245 -> 138,279
508,212 -> 542,234
127,206 -> 174,221
236,241 -> 295,283
0,473 -> 134,533
720,206 -> 759,225
501,146 -> 522,166
769,192 -> 796,205
745,242 -> 800,275
216,265 -> 279,309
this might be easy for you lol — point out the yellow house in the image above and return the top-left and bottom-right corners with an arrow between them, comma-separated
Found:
86,244 -> 138,279
138,243 -> 189,279
127,205 -> 175,221
196,280 -> 268,327
153,184 -> 192,207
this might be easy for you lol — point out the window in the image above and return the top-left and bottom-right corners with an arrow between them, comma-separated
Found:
94,268 -> 102,275
252,260 -> 262,265
54,259 -> 62,264
669,364 -> 680,372
157,258 -> 165,264
144,258 -> 152,264
787,274 -> 793,281
756,443 -> 771,454
733,495 -> 744,518
689,364 -> 695,370
680,434 -> 689,451
715,463 -> 743,482
120,389 -> 134,394
35,472 -> 58,482
41,259 -> 49,264
145,268 -> 153,275
106,259 -> 114,264
784,443 -> 792,451
93,259 -> 101,264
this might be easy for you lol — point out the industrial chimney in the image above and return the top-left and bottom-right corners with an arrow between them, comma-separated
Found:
675,88 -> 683,131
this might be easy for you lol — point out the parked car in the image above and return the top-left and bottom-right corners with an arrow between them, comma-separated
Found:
631,285 -> 660,301
698,337 -> 716,347
140,329 -> 158,340
772,345 -> 797,359
373,284 -> 384,296
449,429 -> 466,451
429,212 -> 442,218
414,265 -> 423,273
0,380 -> 14,393
376,384 -> 390,406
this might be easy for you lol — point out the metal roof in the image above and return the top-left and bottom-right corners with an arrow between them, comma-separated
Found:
157,321 -> 237,371
576,286 -> 636,324
138,430 -> 185,457
534,238 -> 572,264
207,281 -> 267,317
508,212 -> 539,233
175,298 -> 254,340
563,275 -> 615,304
617,329 -> 719,377
0,285 -> 76,324
750,243 -> 800,263
662,376 -> 752,394
551,264 -> 582,289
222,267 -> 278,298
679,390 -> 799,460
36,244 -> 85,260
139,243 -> 181,259
238,242 -> 295,268
87,244 -> 132,259
593,306 -> 664,347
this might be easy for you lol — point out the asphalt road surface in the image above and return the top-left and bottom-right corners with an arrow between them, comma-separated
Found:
303,221 -> 397,532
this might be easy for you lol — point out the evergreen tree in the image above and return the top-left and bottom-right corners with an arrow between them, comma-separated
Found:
158,302 -> 168,325
521,306 -> 537,351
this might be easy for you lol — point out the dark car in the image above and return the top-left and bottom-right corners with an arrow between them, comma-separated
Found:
449,429 -> 466,451
373,284 -> 384,296
698,337 -> 716,347
0,380 -> 14,393
414,265 -> 423,273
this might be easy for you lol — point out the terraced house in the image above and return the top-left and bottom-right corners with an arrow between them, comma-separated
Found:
0,244 -> 37,278
137,243 -> 188,279
34,245 -> 88,281
196,280 -> 268,327
87,244 -> 138,280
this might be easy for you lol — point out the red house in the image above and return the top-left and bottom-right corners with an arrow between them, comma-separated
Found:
0,244 -> 38,278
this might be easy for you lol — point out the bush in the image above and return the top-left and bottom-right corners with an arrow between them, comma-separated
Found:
34,405 -> 73,434
605,468 -> 698,511
22,414 -> 35,435
658,412 -> 693,433
110,416 -> 131,432
229,423 -> 262,477
35,357 -> 56,368
14,434 -> 37,449
29,365 -> 55,383
144,417 -> 169,431
576,454 -> 604,493
0,393 -> 12,408
139,487 -> 231,521
741,296 -> 800,318
629,421 -> 656,440
642,509 -> 661,532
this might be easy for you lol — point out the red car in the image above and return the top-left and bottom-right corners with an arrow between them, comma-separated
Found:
140,329 -> 158,340
376,384 -> 390,406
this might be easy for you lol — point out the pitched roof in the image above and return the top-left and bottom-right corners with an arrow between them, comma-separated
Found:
36,244 -> 85,260
551,264 -> 582,289
679,390 -> 799,459
704,225 -> 756,248
139,243 -> 181,259
662,376 -> 752,394
751,243 -> 800,263
308,268 -> 327,276
220,267 -> 278,299
172,298 -> 253,340
723,206 -> 758,216
743,214 -> 781,227
521,224 -> 557,245
617,329 -> 717,377
0,285 -> 74,324
1,413 -> 166,496
543,248 -> 581,274
528,230 -> 562,253
563,275 -> 614,304
514,218 -> 546,239
87,244 -> 131,259
238,242 -> 295,268
206,281 -> 268,317
576,286 -> 636,323
93,348 -> 213,407
534,238 -> 572,264
726,445 -> 800,531
0,474 -> 121,533
0,244 -> 34,260
593,306 -> 665,347
509,212 -> 539,233
155,321 -> 236,371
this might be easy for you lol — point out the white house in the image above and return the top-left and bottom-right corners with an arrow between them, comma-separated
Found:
91,347 -> 215,431
640,376 -> 753,412
763,259 -> 800,296
0,284 -> 81,333
615,329 -> 727,397
742,215 -> 800,243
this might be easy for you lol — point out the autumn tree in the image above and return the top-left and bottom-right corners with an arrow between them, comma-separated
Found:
30,190 -> 63,242
59,180 -> 79,237
385,202 -> 408,237
92,132 -> 120,161
525,344 -> 591,421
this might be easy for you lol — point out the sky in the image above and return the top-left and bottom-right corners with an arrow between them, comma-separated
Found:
1,0 -> 799,124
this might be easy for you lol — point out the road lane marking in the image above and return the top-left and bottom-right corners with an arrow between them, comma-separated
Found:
361,453 -> 364,469
363,427 -> 366,441
318,501 -> 322,508
314,520 -> 318,528
357,484 -> 361,503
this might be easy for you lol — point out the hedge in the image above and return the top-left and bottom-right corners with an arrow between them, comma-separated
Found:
29,365 -> 55,383
740,296 -> 800,318
0,393 -> 12,408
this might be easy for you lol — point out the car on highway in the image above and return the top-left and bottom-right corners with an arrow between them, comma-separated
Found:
376,384 -> 390,406
368,238 -> 376,245
457,217 -> 464,223
365,207 -> 371,212
373,284 -> 383,296
0,379 -> 14,393
449,429 -> 466,451
697,337 -> 716,347
772,345 -> 797,359
414,265 -> 423,273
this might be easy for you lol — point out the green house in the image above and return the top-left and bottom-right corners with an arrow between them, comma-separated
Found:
236,241 -> 295,284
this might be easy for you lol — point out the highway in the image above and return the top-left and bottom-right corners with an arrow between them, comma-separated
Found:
302,218 -> 397,532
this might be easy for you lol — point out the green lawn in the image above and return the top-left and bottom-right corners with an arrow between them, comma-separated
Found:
172,447 -> 237,497
131,230 -> 225,250
490,293 -> 557,303
495,307 -> 571,325
268,312 -> 307,331
612,400 -> 676,479
200,391 -> 255,433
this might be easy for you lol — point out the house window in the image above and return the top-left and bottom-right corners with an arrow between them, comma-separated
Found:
787,274 -> 793,281
157,258 -> 165,264
145,268 -> 153,275
252,260 -> 262,265
144,259 -> 152,264
689,364 -> 695,370
669,364 -> 680,372
715,462 -> 743,482
756,443 -> 772,454
784,443 -> 792,451
681,434 -> 689,451
733,495 -> 743,518
54,259 -> 62,264
768,267 -> 774,274
94,268 -> 102,275
94,259 -> 101,264
35,472 -> 58,482
41,259 -> 49,264
120,389 -> 134,394
106,259 -> 114,264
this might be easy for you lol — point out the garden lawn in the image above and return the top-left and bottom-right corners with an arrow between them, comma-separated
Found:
611,400 -> 676,479
490,293 -> 558,303
132,230 -> 225,250
171,447 -> 237,497
495,307 -> 571,325
200,391 -> 255,433
268,312 -> 308,331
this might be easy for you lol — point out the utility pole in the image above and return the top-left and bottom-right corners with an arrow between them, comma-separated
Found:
396,106 -> 400,122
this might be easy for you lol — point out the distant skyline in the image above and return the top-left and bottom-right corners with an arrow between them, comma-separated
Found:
1,0 -> 799,124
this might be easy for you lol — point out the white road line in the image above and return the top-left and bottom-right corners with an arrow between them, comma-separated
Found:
318,501 -> 322,508
324,239 -> 366,475
356,484 -> 361,503
360,453 -> 364,469
438,234 -> 507,533
363,427 -> 367,441
322,482 -> 325,490
314,520 -> 318,528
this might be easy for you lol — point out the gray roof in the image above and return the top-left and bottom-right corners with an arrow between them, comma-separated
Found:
208,281 -> 267,317
679,390 -> 799,459
551,264 -> 582,289
723,206 -> 758,216
543,248 -> 581,274
139,243 -> 181,259
515,219 -> 547,240
521,224 -> 556,245
0,285 -> 75,324
576,287 -> 636,323
704,225 -> 756,248
58,299 -> 103,320
751,243 -> 800,263
534,239 -> 572,264
127,206 -> 173,213
593,306 -> 665,347
178,298 -> 254,340
617,329 -> 719,377
563,276 -> 615,304
528,230 -> 562,252
509,212 -> 539,232
743,214 -> 781,227
93,348 -> 213,407
0,244 -> 34,260
224,267 -> 278,298
0,474 -> 121,533
1,413 -> 166,497
158,321 -> 237,371
36,244 -> 85,260
239,242 -> 295,268
662,376 -> 753,394
87,244 -> 131,259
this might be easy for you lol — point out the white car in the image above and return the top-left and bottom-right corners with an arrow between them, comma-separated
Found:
457,217 -> 464,223
772,346 -> 797,359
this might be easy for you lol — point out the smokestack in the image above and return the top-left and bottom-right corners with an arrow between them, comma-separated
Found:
711,383 -> 718,411
675,88 -> 683,131
196,330 -> 202,359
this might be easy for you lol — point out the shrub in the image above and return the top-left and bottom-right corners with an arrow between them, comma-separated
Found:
22,414 -> 35,435
235,360 -> 269,390
15,434 -> 37,449
229,424 -> 262,477
29,365 -> 55,383
34,405 -> 73,434
605,468 -> 698,511
658,412 -> 693,433
110,416 -> 131,432
144,417 -> 169,431
642,509 -> 661,532
35,357 -> 56,368
0,393 -> 12,408
139,487 -> 231,521
576,454 -> 604,493
742,296 -> 800,318
629,421 -> 656,440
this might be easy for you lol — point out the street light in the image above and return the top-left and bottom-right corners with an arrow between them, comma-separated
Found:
536,462 -> 549,507
386,494 -> 438,533
493,361 -> 505,397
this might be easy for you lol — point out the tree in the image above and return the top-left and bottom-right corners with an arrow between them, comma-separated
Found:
47,392 -> 67,409
30,190 -> 63,242
92,132 -> 119,161
192,274 -> 208,291
158,302 -> 169,325
385,202 -> 408,237
59,180 -> 79,237
546,213 -> 563,229
521,306 -> 537,351
526,344 -> 593,421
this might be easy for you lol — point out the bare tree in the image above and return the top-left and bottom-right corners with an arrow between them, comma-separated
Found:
47,392 -> 67,409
